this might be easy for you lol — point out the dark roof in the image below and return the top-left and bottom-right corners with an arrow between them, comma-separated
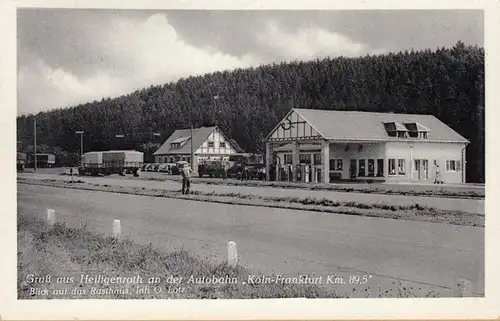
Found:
154,126 -> 217,155
292,109 -> 469,143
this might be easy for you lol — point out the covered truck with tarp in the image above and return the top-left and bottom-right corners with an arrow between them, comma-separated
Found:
79,150 -> 143,176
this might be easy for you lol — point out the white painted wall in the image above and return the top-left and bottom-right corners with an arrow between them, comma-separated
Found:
273,140 -> 466,184
328,142 -> 386,180
386,141 -> 466,184
195,128 -> 237,155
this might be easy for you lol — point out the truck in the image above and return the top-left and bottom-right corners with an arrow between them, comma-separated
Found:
226,153 -> 265,180
78,150 -> 143,177
198,160 -> 227,178
17,152 -> 26,171
28,153 -> 56,168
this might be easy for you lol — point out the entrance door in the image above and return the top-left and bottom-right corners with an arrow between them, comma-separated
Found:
413,159 -> 421,180
422,159 -> 429,180
349,159 -> 357,179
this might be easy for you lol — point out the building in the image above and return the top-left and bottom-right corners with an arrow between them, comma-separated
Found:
265,109 -> 469,184
153,126 -> 240,172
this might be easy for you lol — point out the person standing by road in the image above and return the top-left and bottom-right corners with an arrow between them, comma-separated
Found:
181,163 -> 194,194
434,164 -> 442,184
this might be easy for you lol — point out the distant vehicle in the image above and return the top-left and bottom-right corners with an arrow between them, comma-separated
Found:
78,150 -> 143,177
17,152 -> 26,171
28,153 -> 56,168
157,163 -> 168,172
198,161 -> 227,178
158,163 -> 176,173
227,153 -> 265,179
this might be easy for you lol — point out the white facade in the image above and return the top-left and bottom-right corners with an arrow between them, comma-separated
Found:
154,127 -> 239,167
266,109 -> 469,184
195,129 -> 237,155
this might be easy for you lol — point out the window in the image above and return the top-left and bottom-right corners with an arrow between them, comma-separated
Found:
208,141 -> 214,148
299,154 -> 311,164
358,159 -> 366,177
446,160 -> 461,172
329,159 -> 343,171
377,159 -> 384,177
219,141 -> 226,148
367,159 -> 375,177
336,159 -> 343,171
404,122 -> 430,139
398,159 -> 406,175
313,153 -> 322,165
384,122 -> 409,138
284,154 -> 292,165
171,143 -> 180,149
388,159 -> 396,176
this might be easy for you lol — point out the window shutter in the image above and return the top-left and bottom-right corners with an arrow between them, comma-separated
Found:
457,160 -> 461,172
446,160 -> 450,171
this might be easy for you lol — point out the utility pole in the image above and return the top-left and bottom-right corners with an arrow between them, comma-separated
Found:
33,117 -> 37,172
190,124 -> 194,169
75,131 -> 84,166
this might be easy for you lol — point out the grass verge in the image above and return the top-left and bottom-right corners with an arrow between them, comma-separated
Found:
18,212 -> 440,299
143,175 -> 484,199
18,178 -> 484,227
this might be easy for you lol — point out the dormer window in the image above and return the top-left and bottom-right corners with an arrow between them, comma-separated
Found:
404,122 -> 430,139
384,122 -> 408,138
170,136 -> 190,149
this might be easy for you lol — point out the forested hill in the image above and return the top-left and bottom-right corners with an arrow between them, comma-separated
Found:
16,41 -> 485,182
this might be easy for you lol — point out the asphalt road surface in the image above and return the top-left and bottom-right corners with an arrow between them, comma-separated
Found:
18,172 -> 485,214
17,183 -> 484,297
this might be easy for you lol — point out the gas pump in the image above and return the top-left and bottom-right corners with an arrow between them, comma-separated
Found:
295,164 -> 301,182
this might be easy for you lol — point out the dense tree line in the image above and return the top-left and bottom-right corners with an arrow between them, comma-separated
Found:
17,42 -> 485,182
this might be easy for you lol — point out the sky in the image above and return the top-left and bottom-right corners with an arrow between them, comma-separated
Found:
17,9 -> 484,116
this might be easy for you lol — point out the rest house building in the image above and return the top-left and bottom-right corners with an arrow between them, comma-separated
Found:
153,126 -> 240,172
264,109 -> 469,184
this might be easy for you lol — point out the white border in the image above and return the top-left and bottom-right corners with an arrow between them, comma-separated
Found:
1,0 -> 499,320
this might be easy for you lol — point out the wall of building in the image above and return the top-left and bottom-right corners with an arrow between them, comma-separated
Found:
328,142 -> 386,180
195,128 -> 237,155
386,141 -> 466,184
273,140 -> 466,184
154,155 -> 190,163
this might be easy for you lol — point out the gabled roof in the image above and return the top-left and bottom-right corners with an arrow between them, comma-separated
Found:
154,126 -> 217,155
291,109 -> 469,143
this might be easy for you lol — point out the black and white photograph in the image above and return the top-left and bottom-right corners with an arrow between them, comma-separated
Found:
2,0 -> 499,319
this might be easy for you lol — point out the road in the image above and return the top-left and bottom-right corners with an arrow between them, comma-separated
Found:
18,172 -> 485,214
17,183 -> 484,297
